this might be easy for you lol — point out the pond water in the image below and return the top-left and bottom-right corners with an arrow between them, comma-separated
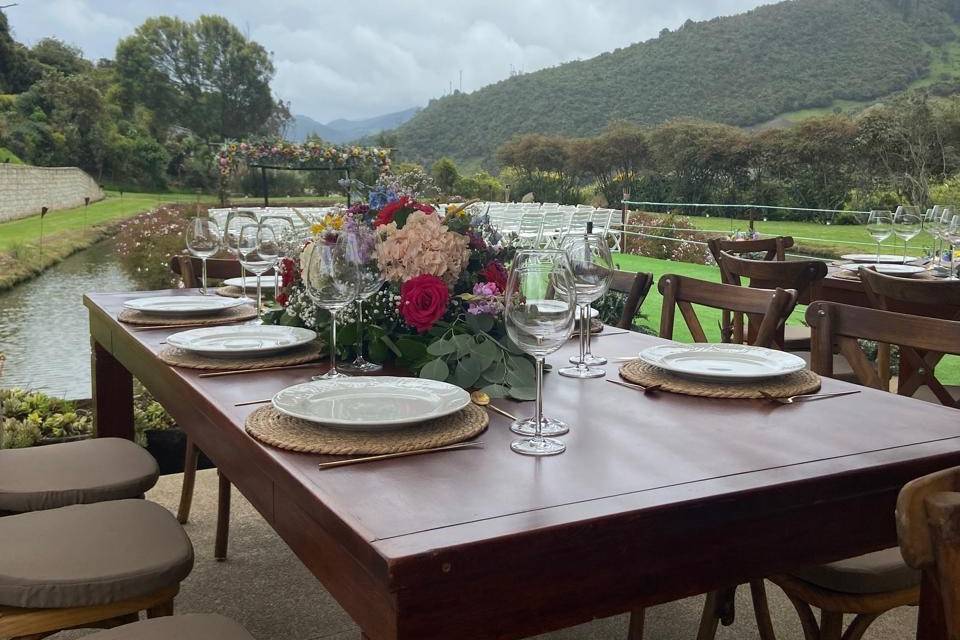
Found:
0,239 -> 136,399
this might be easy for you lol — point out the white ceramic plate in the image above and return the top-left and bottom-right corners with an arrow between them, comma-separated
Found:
638,343 -> 806,382
839,264 -> 927,277
123,296 -> 246,317
223,276 -> 277,290
167,326 -> 317,358
840,254 -> 909,264
272,377 -> 471,430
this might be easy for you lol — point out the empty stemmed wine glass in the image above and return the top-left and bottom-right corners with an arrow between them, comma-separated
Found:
303,232 -> 361,380
339,228 -> 385,374
504,249 -> 577,456
945,212 -> 960,280
224,210 -> 257,301
261,216 -> 297,298
185,217 -> 221,294
559,232 -> 613,379
894,206 -> 922,263
924,206 -> 943,269
866,210 -> 894,264
238,224 -> 279,323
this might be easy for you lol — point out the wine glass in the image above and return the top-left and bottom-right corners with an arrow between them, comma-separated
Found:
261,216 -> 297,298
866,210 -> 893,264
339,228 -> 385,374
924,207 -> 943,269
894,206 -> 922,263
945,212 -> 960,280
224,210 -> 258,301
559,233 -> 613,379
504,249 -> 577,456
185,217 -> 220,294
303,232 -> 361,379
238,224 -> 279,323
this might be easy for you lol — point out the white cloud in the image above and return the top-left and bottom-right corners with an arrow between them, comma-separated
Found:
6,0 -> 773,122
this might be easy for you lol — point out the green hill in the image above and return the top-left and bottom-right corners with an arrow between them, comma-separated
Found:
395,0 -> 960,167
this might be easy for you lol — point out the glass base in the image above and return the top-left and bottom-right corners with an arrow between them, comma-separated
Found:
510,415 -> 569,437
312,368 -> 350,381
338,359 -> 383,374
558,364 -> 605,379
511,436 -> 566,456
571,353 -> 607,366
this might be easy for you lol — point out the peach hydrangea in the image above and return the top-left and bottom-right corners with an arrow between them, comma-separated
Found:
377,211 -> 470,284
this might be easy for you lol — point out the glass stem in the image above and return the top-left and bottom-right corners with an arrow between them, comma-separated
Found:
952,244 -> 957,280
201,257 -> 208,294
876,241 -> 881,264
534,356 -> 544,442
330,310 -> 338,373
904,240 -> 908,262
356,300 -> 364,360
274,270 -> 279,301
256,279 -> 263,318
585,306 -> 594,356
578,307 -> 587,366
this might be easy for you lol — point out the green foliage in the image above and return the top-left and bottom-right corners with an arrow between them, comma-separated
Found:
454,170 -> 503,201
0,146 -> 21,163
395,0 -> 958,166
0,388 -> 92,448
431,157 -> 460,194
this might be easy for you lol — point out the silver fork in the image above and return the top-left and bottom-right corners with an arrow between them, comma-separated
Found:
759,390 -> 861,405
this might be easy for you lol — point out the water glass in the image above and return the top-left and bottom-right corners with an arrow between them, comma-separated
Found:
303,232 -> 361,379
504,249 -> 577,456
185,217 -> 220,294
893,206 -> 922,262
224,210 -> 258,301
339,228 -> 385,374
866,210 -> 893,263
946,212 -> 960,280
238,224 -> 279,323
559,234 -> 613,379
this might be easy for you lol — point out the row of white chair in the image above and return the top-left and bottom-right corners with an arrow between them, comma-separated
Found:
473,202 -> 622,250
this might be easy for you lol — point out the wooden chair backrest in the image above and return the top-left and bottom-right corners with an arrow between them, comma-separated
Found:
609,270 -> 654,330
707,235 -> 795,267
861,267 -> 960,318
897,466 -> 960,640
805,301 -> 960,391
717,251 -> 827,298
657,274 -> 798,348
168,255 -> 254,288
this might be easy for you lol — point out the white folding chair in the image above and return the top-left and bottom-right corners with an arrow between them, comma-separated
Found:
517,212 -> 544,247
540,208 -> 566,248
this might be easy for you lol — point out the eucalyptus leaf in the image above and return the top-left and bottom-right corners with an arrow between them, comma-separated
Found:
452,333 -> 475,356
396,338 -> 428,362
427,337 -> 457,356
507,385 -> 538,401
480,384 -> 509,398
420,358 -> 449,381
474,336 -> 502,362
466,313 -> 495,334
380,334 -> 403,357
482,360 -> 508,383
368,338 -> 388,363
454,356 -> 484,388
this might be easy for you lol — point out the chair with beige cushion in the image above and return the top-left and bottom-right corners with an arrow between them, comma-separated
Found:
0,438 -> 159,514
82,613 -> 255,640
0,499 -> 194,639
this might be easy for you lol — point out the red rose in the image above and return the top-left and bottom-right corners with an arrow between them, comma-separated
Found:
373,196 -> 409,227
480,260 -> 508,291
399,274 -> 450,333
414,202 -> 436,214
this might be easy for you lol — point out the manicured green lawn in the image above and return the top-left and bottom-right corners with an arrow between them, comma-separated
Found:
612,252 -> 960,384
0,147 -> 23,164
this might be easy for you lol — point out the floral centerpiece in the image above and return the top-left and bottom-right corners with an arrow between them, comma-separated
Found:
270,174 -> 540,399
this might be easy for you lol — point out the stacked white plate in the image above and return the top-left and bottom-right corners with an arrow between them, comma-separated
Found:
840,254 -> 909,264
637,343 -> 806,383
838,263 -> 926,277
272,377 -> 471,431
166,326 -> 317,358
123,296 -> 246,317
223,276 -> 277,290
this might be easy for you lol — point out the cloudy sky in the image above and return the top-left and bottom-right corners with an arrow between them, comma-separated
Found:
6,0 -> 772,123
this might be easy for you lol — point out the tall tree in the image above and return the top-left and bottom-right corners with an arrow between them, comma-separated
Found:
115,15 -> 279,141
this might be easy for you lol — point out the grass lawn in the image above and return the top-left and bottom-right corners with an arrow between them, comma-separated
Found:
612,252 -> 960,384
0,147 -> 23,164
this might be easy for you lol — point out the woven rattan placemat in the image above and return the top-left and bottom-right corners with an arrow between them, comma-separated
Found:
158,340 -> 324,371
216,286 -> 245,298
118,304 -> 257,326
619,359 -> 820,399
245,403 -> 488,455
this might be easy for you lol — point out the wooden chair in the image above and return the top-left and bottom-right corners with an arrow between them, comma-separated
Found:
169,255 -> 235,560
609,270 -> 653,330
628,275 -> 798,640
0,500 -> 193,639
707,235 -> 795,265
897,466 -> 960,640
657,274 -> 798,348
751,302 -> 960,640
860,267 -> 960,407
716,251 -> 827,349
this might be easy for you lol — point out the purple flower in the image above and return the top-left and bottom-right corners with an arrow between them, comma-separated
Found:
467,282 -> 503,316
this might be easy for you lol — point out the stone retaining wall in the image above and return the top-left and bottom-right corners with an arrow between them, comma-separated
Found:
0,164 -> 104,223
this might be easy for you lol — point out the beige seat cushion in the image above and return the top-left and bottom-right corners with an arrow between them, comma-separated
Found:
0,500 -> 193,608
792,547 -> 920,595
0,438 -> 159,513
85,614 -> 255,640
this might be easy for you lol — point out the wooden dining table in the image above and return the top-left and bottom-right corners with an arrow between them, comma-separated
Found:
85,289 -> 960,640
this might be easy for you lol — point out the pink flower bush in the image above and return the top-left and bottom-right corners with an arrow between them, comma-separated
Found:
377,211 -> 470,284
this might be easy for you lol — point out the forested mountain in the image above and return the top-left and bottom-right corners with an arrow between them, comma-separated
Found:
288,107 -> 418,143
395,0 -> 960,167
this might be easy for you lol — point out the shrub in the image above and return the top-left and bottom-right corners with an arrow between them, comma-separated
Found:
113,204 -> 198,289
0,388 -> 92,448
623,211 -> 709,265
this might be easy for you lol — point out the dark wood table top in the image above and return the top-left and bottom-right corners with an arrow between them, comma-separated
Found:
85,289 -> 960,639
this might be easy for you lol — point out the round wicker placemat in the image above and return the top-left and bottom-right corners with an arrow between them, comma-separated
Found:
619,359 -> 820,399
216,286 -> 245,298
245,403 -> 489,455
118,304 -> 257,326
158,340 -> 325,370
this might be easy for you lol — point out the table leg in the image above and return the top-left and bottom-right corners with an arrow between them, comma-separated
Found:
91,339 -> 135,440
917,570 -> 946,640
